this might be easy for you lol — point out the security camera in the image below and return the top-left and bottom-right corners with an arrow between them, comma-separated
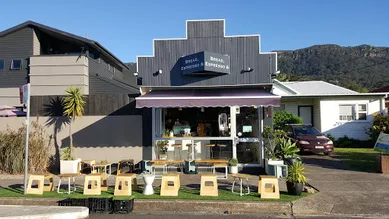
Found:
133,72 -> 138,77
275,70 -> 281,75
158,69 -> 162,74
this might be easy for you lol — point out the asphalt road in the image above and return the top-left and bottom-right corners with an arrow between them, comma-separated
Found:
90,213 -> 377,219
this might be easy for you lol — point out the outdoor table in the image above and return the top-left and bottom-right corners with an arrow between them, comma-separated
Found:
57,173 -> 78,194
150,159 -> 184,172
194,159 -> 228,173
231,173 -> 251,196
92,162 -> 112,177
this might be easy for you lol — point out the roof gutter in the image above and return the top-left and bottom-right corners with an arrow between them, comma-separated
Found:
281,92 -> 389,98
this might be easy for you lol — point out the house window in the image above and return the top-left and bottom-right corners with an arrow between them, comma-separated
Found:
108,63 -> 113,72
358,104 -> 367,120
339,105 -> 355,121
0,60 -> 4,70
10,60 -> 22,70
339,104 -> 367,121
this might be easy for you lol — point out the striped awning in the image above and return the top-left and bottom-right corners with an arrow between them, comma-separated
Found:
136,87 -> 280,108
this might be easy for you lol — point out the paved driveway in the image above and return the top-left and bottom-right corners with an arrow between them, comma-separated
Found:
293,154 -> 389,217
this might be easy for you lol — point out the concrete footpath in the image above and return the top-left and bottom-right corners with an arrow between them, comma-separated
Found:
293,154 -> 389,218
0,205 -> 88,219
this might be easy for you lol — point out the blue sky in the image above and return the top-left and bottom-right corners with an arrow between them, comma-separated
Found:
1,0 -> 388,62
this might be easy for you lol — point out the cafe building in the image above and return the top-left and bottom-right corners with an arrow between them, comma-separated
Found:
136,19 -> 280,168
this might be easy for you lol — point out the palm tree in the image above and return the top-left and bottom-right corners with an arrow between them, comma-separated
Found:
63,86 -> 86,159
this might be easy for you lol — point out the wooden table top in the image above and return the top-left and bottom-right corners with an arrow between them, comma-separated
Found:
231,173 -> 252,179
150,159 -> 185,163
93,162 -> 112,167
194,159 -> 228,163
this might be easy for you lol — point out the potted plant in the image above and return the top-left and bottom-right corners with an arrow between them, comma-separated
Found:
286,161 -> 307,195
228,158 -> 238,174
60,86 -> 85,174
263,126 -> 285,174
60,147 -> 81,174
279,138 -> 300,166
156,140 -> 169,160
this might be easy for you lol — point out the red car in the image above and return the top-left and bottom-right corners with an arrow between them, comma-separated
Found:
286,125 -> 334,155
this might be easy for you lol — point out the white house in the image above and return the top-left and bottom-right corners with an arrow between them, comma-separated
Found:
272,80 -> 388,140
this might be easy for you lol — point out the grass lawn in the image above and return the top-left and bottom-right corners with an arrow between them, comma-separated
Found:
332,148 -> 380,172
0,186 -> 307,202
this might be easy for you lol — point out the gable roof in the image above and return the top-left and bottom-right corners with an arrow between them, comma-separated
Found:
280,80 -> 359,95
273,79 -> 388,98
0,20 -> 128,70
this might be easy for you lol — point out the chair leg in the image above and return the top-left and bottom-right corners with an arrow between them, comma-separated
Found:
57,178 -> 62,193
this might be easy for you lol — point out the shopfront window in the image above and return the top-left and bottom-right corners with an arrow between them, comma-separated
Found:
162,107 -> 231,137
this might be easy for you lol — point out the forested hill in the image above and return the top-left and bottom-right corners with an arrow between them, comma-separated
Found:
275,45 -> 389,92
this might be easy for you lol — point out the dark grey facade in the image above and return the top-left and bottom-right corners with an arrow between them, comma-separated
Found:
0,21 -> 138,95
137,20 -> 277,86
0,26 -> 33,88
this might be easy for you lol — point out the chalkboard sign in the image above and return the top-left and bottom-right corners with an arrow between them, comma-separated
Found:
181,51 -> 230,75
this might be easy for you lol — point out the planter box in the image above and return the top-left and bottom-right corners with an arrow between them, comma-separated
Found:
265,159 -> 284,175
60,158 -> 81,174
229,166 -> 238,174
381,154 -> 389,174
113,199 -> 134,214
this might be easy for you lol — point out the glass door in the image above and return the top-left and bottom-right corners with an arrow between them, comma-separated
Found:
236,107 -> 260,163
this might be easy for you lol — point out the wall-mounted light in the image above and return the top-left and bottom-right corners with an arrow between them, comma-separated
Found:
241,67 -> 254,74
179,107 -> 182,111
270,70 -> 281,78
153,69 -> 163,76
201,107 -> 204,112
133,72 -> 139,77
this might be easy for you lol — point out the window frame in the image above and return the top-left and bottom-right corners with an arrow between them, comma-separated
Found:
108,63 -> 113,72
10,59 -> 22,70
0,59 -> 4,70
338,103 -> 368,121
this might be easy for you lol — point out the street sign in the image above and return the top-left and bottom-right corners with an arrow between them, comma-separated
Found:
19,84 -> 29,104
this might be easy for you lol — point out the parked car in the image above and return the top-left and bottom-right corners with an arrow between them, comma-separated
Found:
286,124 -> 334,155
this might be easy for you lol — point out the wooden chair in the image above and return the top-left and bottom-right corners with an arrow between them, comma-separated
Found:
205,144 -> 216,159
200,174 -> 218,196
114,173 -> 137,196
258,175 -> 280,199
172,143 -> 182,159
160,173 -> 180,196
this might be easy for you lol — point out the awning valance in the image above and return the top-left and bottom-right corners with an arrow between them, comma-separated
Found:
136,87 -> 280,108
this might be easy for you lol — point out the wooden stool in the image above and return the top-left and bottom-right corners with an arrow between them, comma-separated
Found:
152,163 -> 167,175
172,144 -> 182,159
200,174 -> 218,196
83,173 -> 102,195
26,174 -> 45,195
57,173 -> 78,194
258,175 -> 280,199
160,173 -> 180,196
114,173 -> 137,196
205,144 -> 216,159
213,163 -> 228,179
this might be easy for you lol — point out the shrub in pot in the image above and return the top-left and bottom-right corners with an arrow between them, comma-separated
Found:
60,147 -> 81,174
286,161 -> 307,196
279,138 -> 301,166
263,126 -> 287,173
228,158 -> 238,174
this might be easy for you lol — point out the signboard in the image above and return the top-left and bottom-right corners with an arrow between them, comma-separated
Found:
374,132 -> 389,151
19,84 -> 29,104
243,125 -> 252,133
181,51 -> 230,75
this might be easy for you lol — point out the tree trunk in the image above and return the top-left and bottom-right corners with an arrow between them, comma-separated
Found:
69,118 -> 73,158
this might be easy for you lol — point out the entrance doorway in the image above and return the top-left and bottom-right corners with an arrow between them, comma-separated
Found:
298,106 -> 313,126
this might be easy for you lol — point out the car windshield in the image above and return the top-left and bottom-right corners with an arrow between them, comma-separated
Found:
293,126 -> 322,136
